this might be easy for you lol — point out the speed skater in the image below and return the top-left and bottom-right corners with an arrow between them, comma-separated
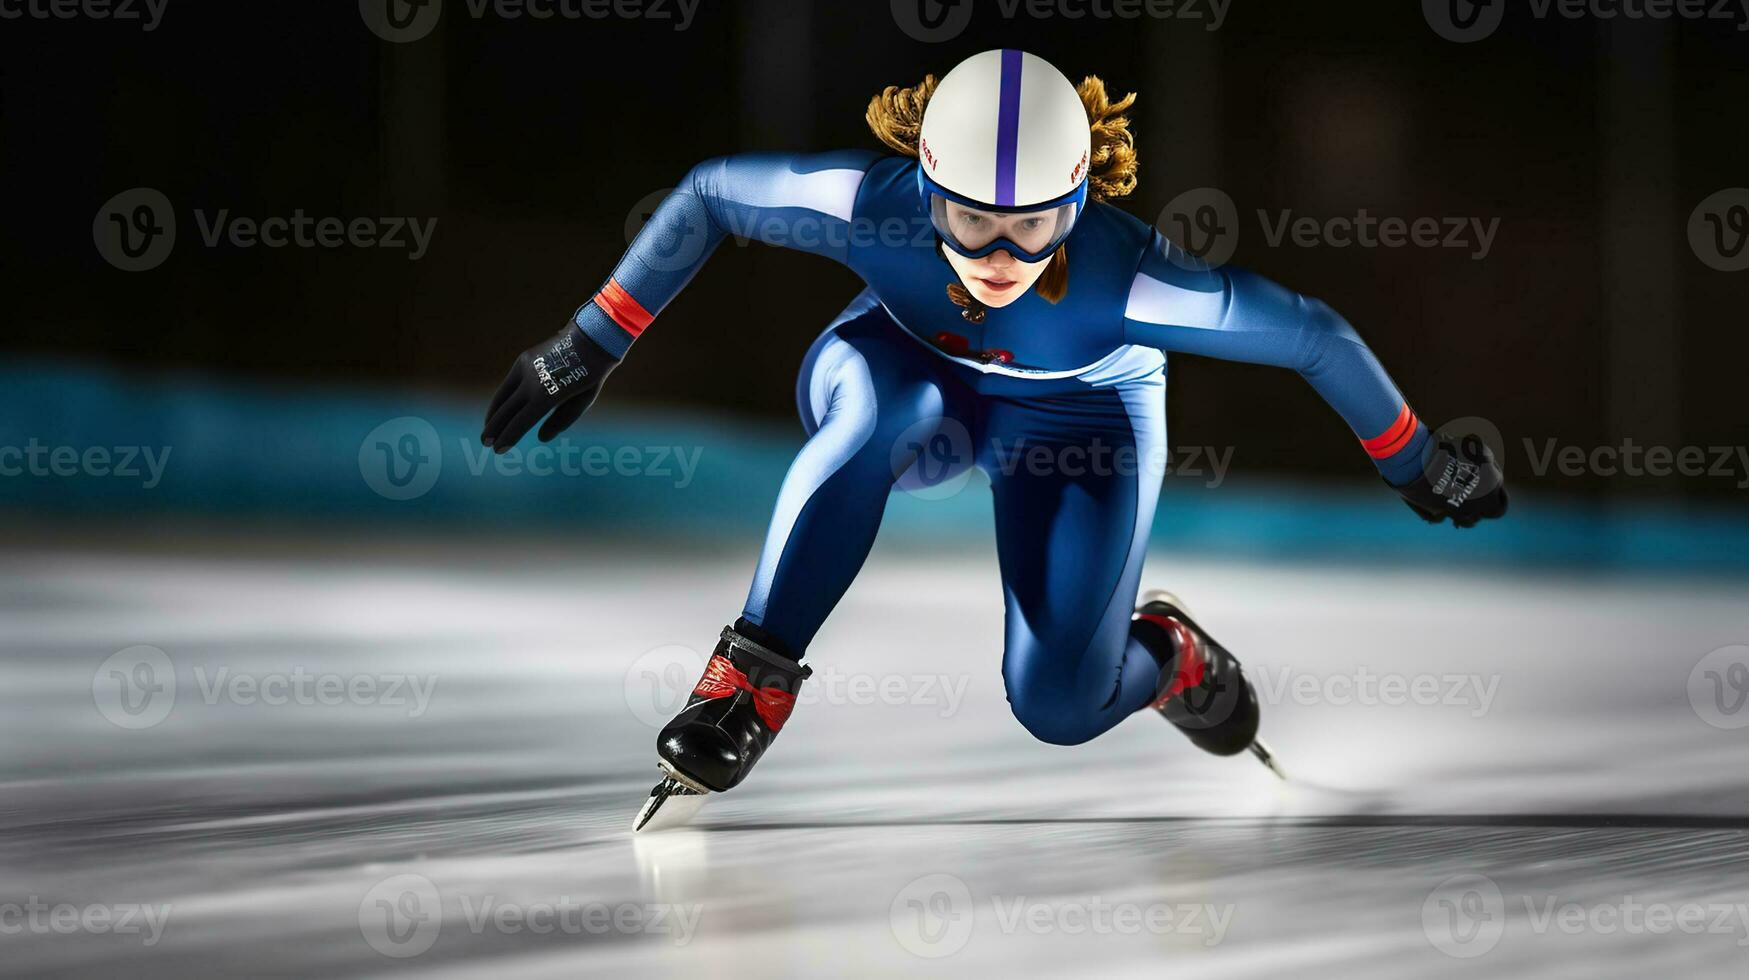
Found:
477,50 -> 1509,831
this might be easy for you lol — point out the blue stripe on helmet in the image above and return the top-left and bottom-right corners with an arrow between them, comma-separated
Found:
994,49 -> 1024,207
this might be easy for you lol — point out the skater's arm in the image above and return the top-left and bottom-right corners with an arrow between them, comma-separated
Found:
1120,235 -> 1429,486
574,150 -> 880,360
481,151 -> 878,451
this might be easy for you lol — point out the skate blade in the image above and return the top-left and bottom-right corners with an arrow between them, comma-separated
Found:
1249,739 -> 1287,780
633,769 -> 711,833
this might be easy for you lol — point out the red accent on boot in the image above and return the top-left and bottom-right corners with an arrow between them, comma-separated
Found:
691,653 -> 800,732
1137,613 -> 1207,710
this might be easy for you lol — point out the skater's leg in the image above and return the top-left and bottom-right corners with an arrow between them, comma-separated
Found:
985,381 -> 1168,746
741,298 -> 968,657
641,301 -> 965,827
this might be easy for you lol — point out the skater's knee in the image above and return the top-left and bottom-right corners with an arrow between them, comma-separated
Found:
1006,691 -> 1101,746
1002,629 -> 1137,746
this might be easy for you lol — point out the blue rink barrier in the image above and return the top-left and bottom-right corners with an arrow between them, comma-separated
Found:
3,362 -> 1748,574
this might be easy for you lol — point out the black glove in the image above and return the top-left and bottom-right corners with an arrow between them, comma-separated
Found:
481,323 -> 618,451
1391,432 -> 1509,529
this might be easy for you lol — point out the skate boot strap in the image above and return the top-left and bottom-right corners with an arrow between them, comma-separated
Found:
691,627 -> 813,732
1136,613 -> 1208,710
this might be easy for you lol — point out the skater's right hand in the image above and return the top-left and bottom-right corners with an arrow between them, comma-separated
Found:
481,322 -> 618,451
1390,432 -> 1508,529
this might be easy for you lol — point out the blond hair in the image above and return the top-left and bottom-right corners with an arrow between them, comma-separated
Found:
866,72 -> 1138,306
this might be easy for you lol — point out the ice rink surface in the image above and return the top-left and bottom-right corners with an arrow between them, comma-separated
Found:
3,532 -> 1748,977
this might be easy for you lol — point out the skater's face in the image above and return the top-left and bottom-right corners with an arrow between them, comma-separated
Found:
941,240 -> 1051,309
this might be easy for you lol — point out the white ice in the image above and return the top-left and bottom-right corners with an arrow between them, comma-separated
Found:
1,537 -> 1746,977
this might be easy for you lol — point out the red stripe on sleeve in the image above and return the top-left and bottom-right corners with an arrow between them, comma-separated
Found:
1361,403 -> 1418,459
592,278 -> 654,338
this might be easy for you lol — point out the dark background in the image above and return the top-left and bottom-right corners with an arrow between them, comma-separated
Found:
4,0 -> 1746,500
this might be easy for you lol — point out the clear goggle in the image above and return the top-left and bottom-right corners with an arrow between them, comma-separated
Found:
929,197 -> 1079,264
920,173 -> 1087,264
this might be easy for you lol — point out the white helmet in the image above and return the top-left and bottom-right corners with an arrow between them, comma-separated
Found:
917,49 -> 1091,263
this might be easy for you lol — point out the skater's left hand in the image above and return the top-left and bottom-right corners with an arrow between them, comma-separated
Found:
481,322 -> 618,452
1389,432 -> 1508,529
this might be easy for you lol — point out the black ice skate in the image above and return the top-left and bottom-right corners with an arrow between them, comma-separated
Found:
634,625 -> 812,832
1133,590 -> 1284,779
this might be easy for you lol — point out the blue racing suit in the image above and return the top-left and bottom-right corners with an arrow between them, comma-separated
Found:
573,152 -> 1431,745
